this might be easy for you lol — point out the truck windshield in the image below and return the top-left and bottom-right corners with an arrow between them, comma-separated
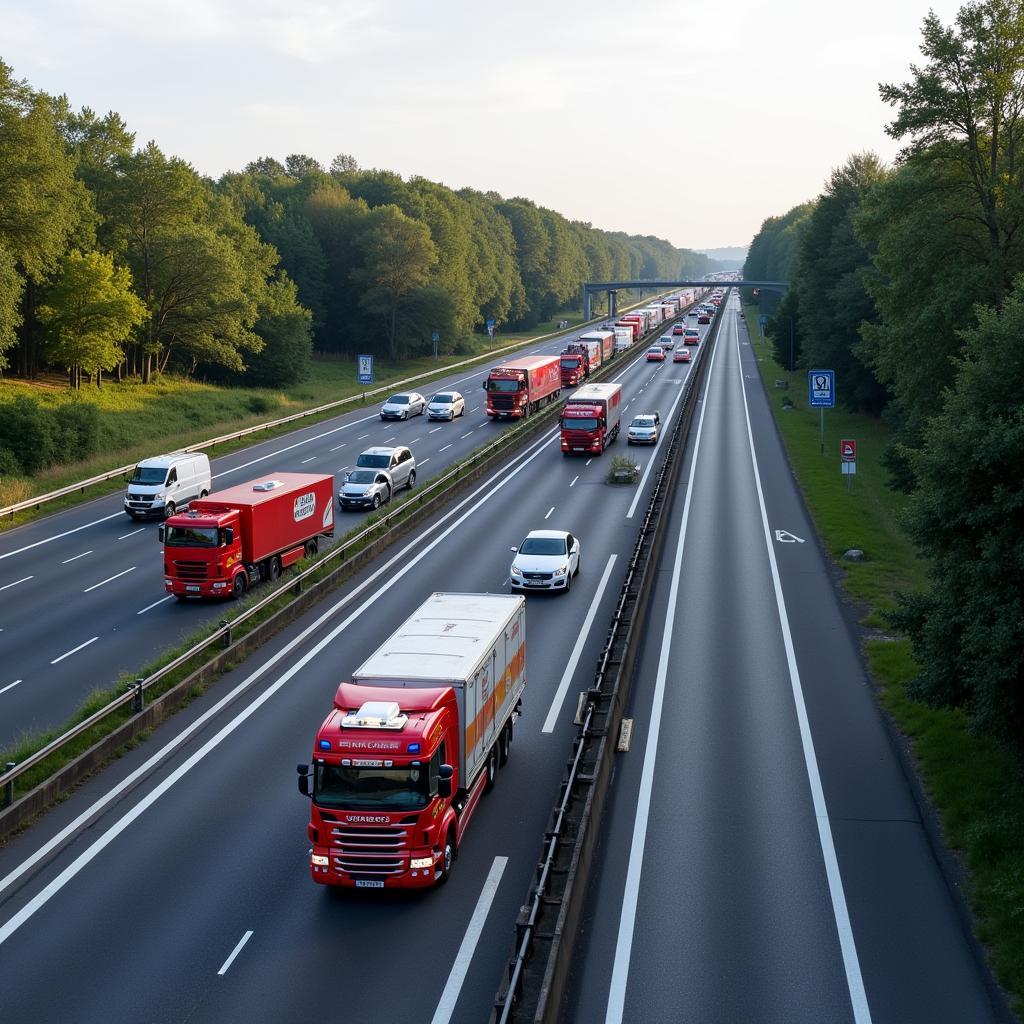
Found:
164,526 -> 218,547
130,466 -> 167,485
560,359 -> 580,370
315,763 -> 429,811
562,417 -> 598,431
488,379 -> 521,392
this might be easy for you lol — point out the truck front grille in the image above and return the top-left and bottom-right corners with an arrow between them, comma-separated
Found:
173,560 -> 209,581
330,824 -> 412,877
491,395 -> 517,410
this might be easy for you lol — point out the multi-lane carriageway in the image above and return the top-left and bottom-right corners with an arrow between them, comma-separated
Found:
0,295 -> 1007,1023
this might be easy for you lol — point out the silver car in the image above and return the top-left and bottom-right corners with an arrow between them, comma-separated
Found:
339,469 -> 393,511
627,414 -> 660,445
380,392 -> 426,420
427,391 -> 465,420
355,446 -> 416,490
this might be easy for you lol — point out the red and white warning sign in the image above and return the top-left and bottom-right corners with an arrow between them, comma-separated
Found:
840,439 -> 857,462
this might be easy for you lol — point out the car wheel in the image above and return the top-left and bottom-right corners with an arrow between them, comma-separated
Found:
438,828 -> 456,885
231,573 -> 247,600
459,406 -> 465,417
575,555 -> 581,577
164,501 -> 176,519
199,490 -> 209,499
407,470 -> 416,490
126,510 -> 139,521
372,493 -> 381,510
564,571 -> 572,594
403,411 -> 409,420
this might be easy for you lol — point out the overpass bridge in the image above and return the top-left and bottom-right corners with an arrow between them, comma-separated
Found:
582,279 -> 788,319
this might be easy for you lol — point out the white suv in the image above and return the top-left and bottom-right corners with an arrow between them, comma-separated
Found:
355,446 -> 416,490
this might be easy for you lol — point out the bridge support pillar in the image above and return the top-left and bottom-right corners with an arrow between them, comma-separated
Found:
582,286 -> 591,322
608,290 -> 618,318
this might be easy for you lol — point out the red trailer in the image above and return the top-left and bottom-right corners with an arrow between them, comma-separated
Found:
485,355 -> 561,419
614,319 -> 642,342
161,473 -> 334,600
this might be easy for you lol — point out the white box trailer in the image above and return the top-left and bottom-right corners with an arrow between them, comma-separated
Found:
350,592 -> 526,786
613,327 -> 634,351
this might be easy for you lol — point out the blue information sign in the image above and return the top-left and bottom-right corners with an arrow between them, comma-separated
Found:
357,354 -> 374,386
758,314 -> 768,329
485,317 -> 496,329
431,331 -> 440,343
808,369 -> 835,408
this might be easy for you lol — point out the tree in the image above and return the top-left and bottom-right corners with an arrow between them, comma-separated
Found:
330,152 -> 359,175
350,204 -> 437,359
244,275 -> 312,387
245,156 -> 287,177
0,245 -> 23,369
285,153 -> 323,179
880,0 -> 1024,309
37,249 -> 146,387
889,282 -> 1024,740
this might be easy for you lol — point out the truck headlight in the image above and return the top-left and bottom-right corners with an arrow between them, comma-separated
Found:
410,856 -> 434,869
311,854 -> 329,867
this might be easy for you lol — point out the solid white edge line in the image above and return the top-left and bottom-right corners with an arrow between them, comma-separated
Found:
429,856 -> 508,1024
0,576 -> 33,591
50,636 -> 99,665
0,424 -> 561,942
734,309 -> 873,1022
542,554 -> 618,733
0,513 -> 123,563
604,307 -> 721,1024
82,566 -> 136,593
137,595 -> 174,615
0,679 -> 22,696
217,929 -> 254,976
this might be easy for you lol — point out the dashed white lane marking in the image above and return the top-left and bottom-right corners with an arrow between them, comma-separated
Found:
116,528 -> 144,541
0,576 -> 33,592
83,567 -> 136,593
300,456 -> 317,464
461,431 -> 474,439
429,427 -> 443,434
51,636 -> 99,664
419,458 -> 431,466
544,506 -> 555,520
329,442 -> 347,452
137,595 -> 174,615
357,434 -> 369,440
61,551 -> 93,564
429,857 -> 508,1024
384,436 -> 396,443
585,459 -> 593,466
0,679 -> 22,696
217,930 -> 254,976
0,512 -> 123,563
439,444 -> 453,453
569,476 -> 579,487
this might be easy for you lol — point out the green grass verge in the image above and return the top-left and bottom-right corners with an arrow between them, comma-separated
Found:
746,302 -> 1024,1014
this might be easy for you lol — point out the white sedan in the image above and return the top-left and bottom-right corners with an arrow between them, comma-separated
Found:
380,392 -> 426,420
510,530 -> 581,594
427,391 -> 465,420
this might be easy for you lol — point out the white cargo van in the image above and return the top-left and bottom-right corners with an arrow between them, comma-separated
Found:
124,452 -> 212,519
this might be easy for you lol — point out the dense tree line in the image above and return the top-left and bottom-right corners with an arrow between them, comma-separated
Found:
745,0 -> 1024,742
0,58 -> 717,392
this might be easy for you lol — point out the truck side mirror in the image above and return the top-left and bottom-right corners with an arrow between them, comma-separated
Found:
157,525 -> 165,543
438,763 -> 453,799
482,380 -> 487,391
297,763 -> 310,797
223,527 -> 234,545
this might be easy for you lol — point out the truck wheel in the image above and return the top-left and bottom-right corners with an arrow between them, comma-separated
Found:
267,555 -> 281,583
407,470 -> 416,490
231,573 -> 247,599
438,828 -> 456,885
164,501 -> 176,519
498,723 -> 512,766
304,539 -> 318,558
484,747 -> 498,793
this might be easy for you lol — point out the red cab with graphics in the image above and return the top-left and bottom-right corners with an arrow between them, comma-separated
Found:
299,593 -> 526,889
560,381 -> 623,455
161,473 -> 334,600
485,355 -> 561,419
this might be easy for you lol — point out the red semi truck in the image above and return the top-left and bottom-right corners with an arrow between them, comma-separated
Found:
161,472 -> 334,600
299,592 -> 526,889
560,381 -> 623,455
485,355 -> 561,418
559,339 -> 603,387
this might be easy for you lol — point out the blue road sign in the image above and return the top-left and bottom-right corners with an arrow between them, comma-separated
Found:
758,314 -> 768,329
485,317 -> 496,329
431,331 -> 440,343
357,354 -> 374,385
808,369 -> 835,408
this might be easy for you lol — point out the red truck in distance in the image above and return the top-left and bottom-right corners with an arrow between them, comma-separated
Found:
578,330 -> 616,365
560,381 -> 623,455
560,339 -> 603,387
485,355 -> 561,419
299,592 -> 526,889
614,319 -> 642,342
160,472 -> 334,600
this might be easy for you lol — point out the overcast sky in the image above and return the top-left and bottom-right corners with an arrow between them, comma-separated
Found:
5,0 -> 966,252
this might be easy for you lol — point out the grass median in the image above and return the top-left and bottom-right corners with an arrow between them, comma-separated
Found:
745,302 -> 1024,1014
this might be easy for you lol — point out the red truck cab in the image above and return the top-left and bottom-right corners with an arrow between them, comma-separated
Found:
560,382 -> 623,455
485,355 -> 561,419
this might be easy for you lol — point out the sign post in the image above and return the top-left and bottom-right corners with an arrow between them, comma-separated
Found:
486,317 -> 496,340
808,370 -> 835,455
840,438 -> 857,491
431,330 -> 440,360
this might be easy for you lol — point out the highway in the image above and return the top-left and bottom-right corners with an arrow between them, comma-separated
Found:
564,296 -> 1003,1023
0,310 -> 705,1022
0,316 -> 668,748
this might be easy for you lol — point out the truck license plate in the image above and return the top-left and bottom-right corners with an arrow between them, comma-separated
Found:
355,879 -> 384,889
186,585 -> 200,592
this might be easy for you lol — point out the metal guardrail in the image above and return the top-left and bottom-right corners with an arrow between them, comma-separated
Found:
0,296 -> 703,809
0,295 -> 671,522
490,292 -> 729,1024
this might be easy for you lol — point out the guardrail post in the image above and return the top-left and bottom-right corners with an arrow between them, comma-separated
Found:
220,619 -> 231,648
133,677 -> 144,714
5,763 -> 15,807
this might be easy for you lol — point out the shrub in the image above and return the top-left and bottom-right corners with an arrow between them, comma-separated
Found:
247,395 -> 276,416
53,403 -> 100,461
0,447 -> 22,479
0,396 -> 55,473
606,455 -> 639,485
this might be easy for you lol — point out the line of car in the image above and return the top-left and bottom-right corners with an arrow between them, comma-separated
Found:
379,390 -> 467,421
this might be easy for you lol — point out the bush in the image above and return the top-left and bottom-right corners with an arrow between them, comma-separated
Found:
247,395 -> 276,415
0,396 -> 55,473
53,403 -> 100,461
0,447 -> 22,479
606,455 -> 639,485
